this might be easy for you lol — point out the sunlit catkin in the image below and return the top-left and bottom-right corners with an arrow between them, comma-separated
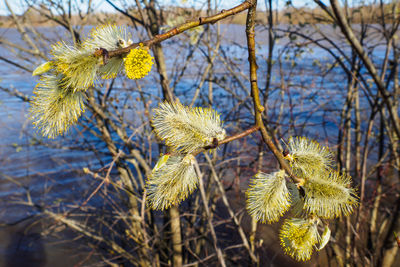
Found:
84,24 -> 132,79
279,217 -> 320,261
284,137 -> 333,177
246,170 -> 291,223
302,170 -> 358,218
51,41 -> 100,90
146,154 -> 198,210
124,46 -> 154,80
84,24 -> 131,51
151,101 -> 226,153
30,73 -> 85,138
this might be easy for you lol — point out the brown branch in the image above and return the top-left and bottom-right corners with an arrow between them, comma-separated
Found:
41,208 -> 140,265
105,0 -> 144,25
245,0 -> 302,184
329,0 -> 400,139
0,55 -> 32,73
193,125 -> 259,156
0,86 -> 31,102
170,207 -> 183,267
194,160 -> 227,267
204,153 -> 259,263
219,125 -> 259,146
106,1 -> 252,58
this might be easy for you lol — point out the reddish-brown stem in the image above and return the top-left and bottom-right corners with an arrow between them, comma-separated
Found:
218,125 -> 259,146
106,1 -> 252,58
245,0 -> 302,184
194,125 -> 259,155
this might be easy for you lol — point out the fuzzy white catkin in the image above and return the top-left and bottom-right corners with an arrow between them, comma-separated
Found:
83,24 -> 133,79
302,170 -> 358,218
30,73 -> 85,138
146,154 -> 198,210
279,217 -> 321,261
246,170 -> 291,223
51,41 -> 100,90
151,101 -> 226,153
285,137 -> 333,177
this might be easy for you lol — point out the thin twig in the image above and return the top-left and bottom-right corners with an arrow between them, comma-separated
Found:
204,153 -> 258,263
194,160 -> 227,267
245,0 -> 302,184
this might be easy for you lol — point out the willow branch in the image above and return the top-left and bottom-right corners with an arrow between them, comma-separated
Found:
105,0 -> 144,25
245,0 -> 302,184
106,1 -> 252,58
329,0 -> 400,139
194,160 -> 227,267
42,209 -> 140,265
204,154 -> 258,263
191,125 -> 259,157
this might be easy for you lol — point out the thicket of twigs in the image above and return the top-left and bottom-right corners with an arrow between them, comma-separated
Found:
0,0 -> 399,266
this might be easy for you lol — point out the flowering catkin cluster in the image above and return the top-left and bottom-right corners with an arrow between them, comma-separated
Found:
146,101 -> 226,210
152,101 -> 226,153
147,154 -> 198,210
246,136 -> 358,261
124,45 -> 153,80
246,170 -> 290,223
30,24 -> 154,138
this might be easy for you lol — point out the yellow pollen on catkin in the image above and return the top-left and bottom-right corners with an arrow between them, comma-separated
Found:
124,46 -> 153,80
246,170 -> 291,223
279,218 -> 320,261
